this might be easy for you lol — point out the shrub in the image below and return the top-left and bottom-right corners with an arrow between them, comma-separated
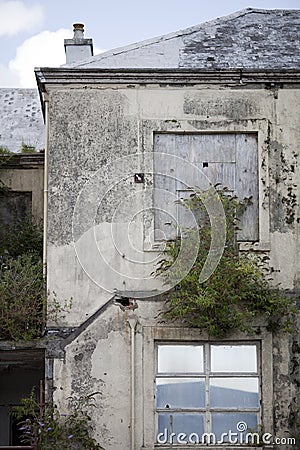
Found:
0,218 -> 71,340
0,254 -> 45,340
0,217 -> 43,262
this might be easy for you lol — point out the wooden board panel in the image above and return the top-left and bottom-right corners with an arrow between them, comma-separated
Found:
153,133 -> 258,242
235,134 -> 259,241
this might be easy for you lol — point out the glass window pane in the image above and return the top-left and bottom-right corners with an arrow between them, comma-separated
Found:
156,378 -> 205,408
211,345 -> 257,372
211,413 -> 258,443
158,345 -> 203,373
210,377 -> 259,408
157,413 -> 204,444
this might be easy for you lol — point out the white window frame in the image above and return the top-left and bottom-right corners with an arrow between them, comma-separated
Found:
141,326 -> 273,449
155,342 -> 261,444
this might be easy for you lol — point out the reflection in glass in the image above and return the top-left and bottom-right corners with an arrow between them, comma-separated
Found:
211,412 -> 258,442
211,345 -> 257,372
156,378 -> 205,408
158,345 -> 203,373
157,413 -> 204,442
210,377 -> 259,407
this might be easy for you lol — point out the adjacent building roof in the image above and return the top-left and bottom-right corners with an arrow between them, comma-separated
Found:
63,8 -> 300,70
0,88 -> 45,153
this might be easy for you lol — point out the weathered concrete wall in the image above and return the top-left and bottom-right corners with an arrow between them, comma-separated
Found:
52,300 -> 299,450
47,85 -> 299,323
46,82 -> 299,449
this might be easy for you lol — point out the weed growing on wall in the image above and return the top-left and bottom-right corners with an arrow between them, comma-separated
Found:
157,188 -> 296,337
13,390 -> 104,449
21,143 -> 36,153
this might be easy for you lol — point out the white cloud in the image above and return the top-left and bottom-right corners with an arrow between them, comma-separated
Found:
0,1 -> 44,36
0,63 -> 19,86
8,28 -> 73,87
0,28 -> 105,88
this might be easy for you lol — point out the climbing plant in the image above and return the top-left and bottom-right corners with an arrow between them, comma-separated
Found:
157,188 -> 296,337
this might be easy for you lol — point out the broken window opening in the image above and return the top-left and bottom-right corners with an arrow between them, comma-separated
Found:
0,350 -> 44,447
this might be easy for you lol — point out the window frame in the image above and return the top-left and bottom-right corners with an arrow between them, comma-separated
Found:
155,341 -> 261,442
141,118 -> 271,254
141,325 -> 273,449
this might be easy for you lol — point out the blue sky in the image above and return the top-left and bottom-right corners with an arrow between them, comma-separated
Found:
0,0 -> 299,87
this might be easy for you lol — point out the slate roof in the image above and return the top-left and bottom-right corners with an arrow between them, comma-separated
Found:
0,88 -> 45,153
64,8 -> 300,70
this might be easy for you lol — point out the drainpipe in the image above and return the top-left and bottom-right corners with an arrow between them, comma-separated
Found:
128,314 -> 137,450
43,95 -> 49,278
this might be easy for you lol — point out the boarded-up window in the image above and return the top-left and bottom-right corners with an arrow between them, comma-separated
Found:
153,133 -> 258,241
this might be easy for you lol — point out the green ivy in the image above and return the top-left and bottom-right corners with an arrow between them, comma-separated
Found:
157,188 -> 296,337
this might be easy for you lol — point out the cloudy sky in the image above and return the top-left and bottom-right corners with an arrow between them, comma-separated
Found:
0,0 -> 299,88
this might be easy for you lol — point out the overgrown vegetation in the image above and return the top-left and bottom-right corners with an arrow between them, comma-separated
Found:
0,218 -> 71,341
157,188 -> 296,337
0,218 -> 45,340
13,390 -> 103,450
0,143 -> 36,156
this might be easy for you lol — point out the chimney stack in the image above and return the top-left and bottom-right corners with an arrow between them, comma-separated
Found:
64,23 -> 93,64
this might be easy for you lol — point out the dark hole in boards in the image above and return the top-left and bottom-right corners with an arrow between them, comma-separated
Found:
203,162 -> 209,168
114,297 -> 137,310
